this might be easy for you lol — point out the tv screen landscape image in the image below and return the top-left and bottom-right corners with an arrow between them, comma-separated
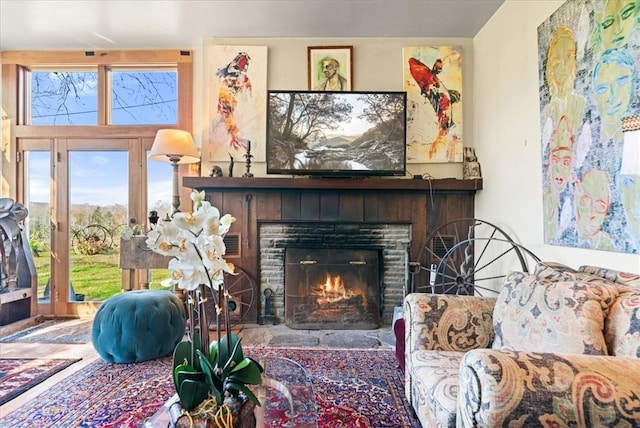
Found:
266,91 -> 407,177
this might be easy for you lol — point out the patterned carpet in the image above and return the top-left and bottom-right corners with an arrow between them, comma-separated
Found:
0,358 -> 81,405
246,348 -> 420,428
0,319 -> 92,344
0,347 -> 418,428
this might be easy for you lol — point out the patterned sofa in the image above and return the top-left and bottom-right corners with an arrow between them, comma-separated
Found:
404,263 -> 640,427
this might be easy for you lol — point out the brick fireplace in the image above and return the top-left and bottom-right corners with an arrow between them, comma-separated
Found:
259,222 -> 411,325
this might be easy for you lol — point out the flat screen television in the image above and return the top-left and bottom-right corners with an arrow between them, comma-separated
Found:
266,90 -> 407,177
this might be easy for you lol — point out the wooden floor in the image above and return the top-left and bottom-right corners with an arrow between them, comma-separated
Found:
0,316 -> 99,419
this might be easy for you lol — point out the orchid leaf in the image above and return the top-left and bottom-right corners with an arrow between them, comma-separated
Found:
173,364 -> 196,391
222,336 -> 244,374
211,385 -> 222,407
172,341 -> 193,370
229,359 -> 263,385
211,333 -> 243,368
225,380 -> 261,406
178,379 -> 210,411
208,344 -> 218,366
196,349 -> 215,388
176,370 -> 205,390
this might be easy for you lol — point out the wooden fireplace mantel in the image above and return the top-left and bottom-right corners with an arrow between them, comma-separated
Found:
183,176 -> 482,323
184,176 -> 483,192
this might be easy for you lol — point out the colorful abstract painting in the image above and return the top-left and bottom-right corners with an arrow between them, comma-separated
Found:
402,46 -> 463,163
204,44 -> 267,162
538,0 -> 640,254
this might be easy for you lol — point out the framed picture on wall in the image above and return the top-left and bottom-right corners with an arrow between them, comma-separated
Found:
402,46 -> 463,164
307,46 -> 353,91
204,43 -> 268,162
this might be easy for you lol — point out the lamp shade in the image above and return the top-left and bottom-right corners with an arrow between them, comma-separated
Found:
149,129 -> 200,164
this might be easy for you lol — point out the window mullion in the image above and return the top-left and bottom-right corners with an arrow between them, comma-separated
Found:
98,65 -> 109,125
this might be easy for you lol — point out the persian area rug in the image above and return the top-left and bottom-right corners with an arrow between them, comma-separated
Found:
245,348 -> 420,428
0,357 -> 174,428
0,319 -> 92,344
0,358 -> 81,405
0,348 -> 419,428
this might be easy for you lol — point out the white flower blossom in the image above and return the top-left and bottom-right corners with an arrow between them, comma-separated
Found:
146,191 -> 237,291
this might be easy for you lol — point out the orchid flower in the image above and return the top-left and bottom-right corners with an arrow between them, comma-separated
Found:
145,190 -> 237,292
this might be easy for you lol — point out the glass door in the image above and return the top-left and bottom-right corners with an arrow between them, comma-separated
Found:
20,137 -> 146,316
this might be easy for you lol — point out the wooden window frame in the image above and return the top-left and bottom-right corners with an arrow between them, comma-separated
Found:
1,49 -> 193,199
1,50 -> 193,314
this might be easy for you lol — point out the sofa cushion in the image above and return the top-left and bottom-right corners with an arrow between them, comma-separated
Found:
605,288 -> 640,358
408,350 -> 463,427
492,271 -> 618,355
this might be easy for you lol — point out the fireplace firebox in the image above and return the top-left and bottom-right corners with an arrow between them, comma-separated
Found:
285,248 -> 380,330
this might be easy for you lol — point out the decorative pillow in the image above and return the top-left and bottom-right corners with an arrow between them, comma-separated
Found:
533,262 -> 579,281
492,271 -> 618,355
604,288 -> 640,358
579,265 -> 640,288
535,262 -> 621,287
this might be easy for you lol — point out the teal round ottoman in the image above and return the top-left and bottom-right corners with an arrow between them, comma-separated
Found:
91,290 -> 186,363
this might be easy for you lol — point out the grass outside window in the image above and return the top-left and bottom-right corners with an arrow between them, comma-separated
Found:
34,253 -> 170,301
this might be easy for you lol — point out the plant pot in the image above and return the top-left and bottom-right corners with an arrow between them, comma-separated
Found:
174,398 -> 256,428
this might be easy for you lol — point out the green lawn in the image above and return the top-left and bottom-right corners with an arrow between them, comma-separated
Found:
33,253 -> 170,301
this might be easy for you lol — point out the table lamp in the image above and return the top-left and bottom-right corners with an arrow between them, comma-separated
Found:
149,129 -> 200,215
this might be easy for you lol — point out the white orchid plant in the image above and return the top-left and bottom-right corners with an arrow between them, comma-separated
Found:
145,190 -> 263,416
146,190 -> 236,292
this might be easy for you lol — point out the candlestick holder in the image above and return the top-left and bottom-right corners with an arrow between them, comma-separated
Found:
243,140 -> 254,177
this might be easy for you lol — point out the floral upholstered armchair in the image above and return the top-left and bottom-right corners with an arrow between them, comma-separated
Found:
404,263 -> 640,427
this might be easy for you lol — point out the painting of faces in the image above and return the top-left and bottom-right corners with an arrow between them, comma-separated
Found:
538,0 -> 640,253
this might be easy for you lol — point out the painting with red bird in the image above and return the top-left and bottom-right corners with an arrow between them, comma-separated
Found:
205,44 -> 268,162
403,46 -> 463,163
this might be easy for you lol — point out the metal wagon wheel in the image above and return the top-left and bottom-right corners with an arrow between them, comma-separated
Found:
433,237 -> 541,296
410,218 -> 538,296
206,265 -> 255,329
71,224 -> 113,254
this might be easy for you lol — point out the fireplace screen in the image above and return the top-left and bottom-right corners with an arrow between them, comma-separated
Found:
284,248 -> 380,329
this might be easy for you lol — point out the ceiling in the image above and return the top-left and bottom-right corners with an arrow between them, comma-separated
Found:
0,0 -> 505,51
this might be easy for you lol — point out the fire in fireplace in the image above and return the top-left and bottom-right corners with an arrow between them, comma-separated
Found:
284,248 -> 380,329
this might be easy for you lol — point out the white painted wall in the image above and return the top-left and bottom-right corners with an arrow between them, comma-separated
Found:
473,0 -> 640,273
191,37 -> 472,179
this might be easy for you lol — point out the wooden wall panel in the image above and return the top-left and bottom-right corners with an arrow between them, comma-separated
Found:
206,189 -> 224,209
363,194 -> 381,222
281,193 -> 301,220
338,193 -> 364,221
255,193 -> 281,221
300,193 -> 320,221
319,193 -> 340,220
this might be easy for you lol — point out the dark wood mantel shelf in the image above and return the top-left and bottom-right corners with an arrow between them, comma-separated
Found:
184,177 -> 483,192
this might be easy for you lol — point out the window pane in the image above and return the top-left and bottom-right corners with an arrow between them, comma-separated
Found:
147,155 -> 172,289
69,151 -> 128,302
111,71 -> 177,125
147,154 -> 173,220
31,71 -> 98,125
23,151 -> 51,299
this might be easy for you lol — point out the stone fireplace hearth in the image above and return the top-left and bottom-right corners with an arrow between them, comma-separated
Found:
260,222 -> 411,326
